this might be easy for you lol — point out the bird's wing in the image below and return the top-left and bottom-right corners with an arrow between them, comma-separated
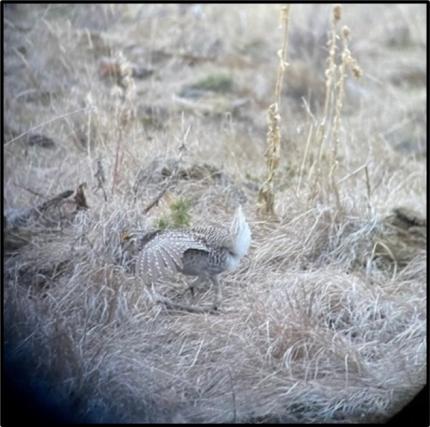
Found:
136,231 -> 208,282
191,225 -> 232,247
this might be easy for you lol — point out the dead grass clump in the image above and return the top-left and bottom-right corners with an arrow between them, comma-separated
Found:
370,206 -> 426,272
231,267 -> 425,422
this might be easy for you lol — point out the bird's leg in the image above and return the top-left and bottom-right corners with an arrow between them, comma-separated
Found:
188,276 -> 202,301
210,276 -> 221,310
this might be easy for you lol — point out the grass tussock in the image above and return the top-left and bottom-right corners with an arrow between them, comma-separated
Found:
4,3 -> 426,423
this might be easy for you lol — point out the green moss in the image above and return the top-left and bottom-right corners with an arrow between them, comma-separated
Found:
245,172 -> 259,182
190,74 -> 234,93
155,216 -> 170,230
154,198 -> 192,230
170,198 -> 191,228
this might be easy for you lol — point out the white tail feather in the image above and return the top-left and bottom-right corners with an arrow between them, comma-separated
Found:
230,206 -> 251,258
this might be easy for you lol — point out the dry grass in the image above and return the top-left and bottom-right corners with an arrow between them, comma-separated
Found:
4,3 -> 426,423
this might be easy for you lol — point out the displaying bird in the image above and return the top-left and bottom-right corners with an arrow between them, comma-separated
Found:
135,205 -> 251,309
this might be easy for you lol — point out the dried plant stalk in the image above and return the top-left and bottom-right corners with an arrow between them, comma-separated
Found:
274,5 -> 291,105
332,25 -> 351,164
309,4 -> 363,213
322,3 -> 341,126
308,4 -> 341,200
257,5 -> 290,217
330,24 -> 363,212
116,51 -> 136,102
111,51 -> 136,195
258,103 -> 282,215
297,123 -> 314,195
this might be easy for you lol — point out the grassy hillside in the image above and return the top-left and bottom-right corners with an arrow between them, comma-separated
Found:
4,4 -> 426,423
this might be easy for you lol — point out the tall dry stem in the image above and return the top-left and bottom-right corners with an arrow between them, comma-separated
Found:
329,25 -> 363,213
257,103 -> 282,216
322,3 -> 341,125
308,4 -> 341,200
111,51 -> 136,195
257,5 -> 290,217
274,5 -> 291,106
308,4 -> 362,214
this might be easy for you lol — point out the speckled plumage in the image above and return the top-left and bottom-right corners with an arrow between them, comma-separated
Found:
136,226 -> 236,280
136,206 -> 251,308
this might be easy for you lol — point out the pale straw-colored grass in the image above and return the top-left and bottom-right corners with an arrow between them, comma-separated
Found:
4,3 -> 426,423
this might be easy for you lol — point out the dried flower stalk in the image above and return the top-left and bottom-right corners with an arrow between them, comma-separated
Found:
257,5 -> 290,216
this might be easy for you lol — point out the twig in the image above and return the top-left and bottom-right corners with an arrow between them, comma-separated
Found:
297,123 -> 314,195
5,106 -> 95,147
13,183 -> 45,199
336,162 -> 368,185
13,47 -> 40,89
94,158 -> 108,201
155,294 -> 219,314
227,367 -> 237,423
142,178 -> 174,214
38,190 -> 74,211
364,165 -> 372,214
142,126 -> 190,214
111,127 -> 123,195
